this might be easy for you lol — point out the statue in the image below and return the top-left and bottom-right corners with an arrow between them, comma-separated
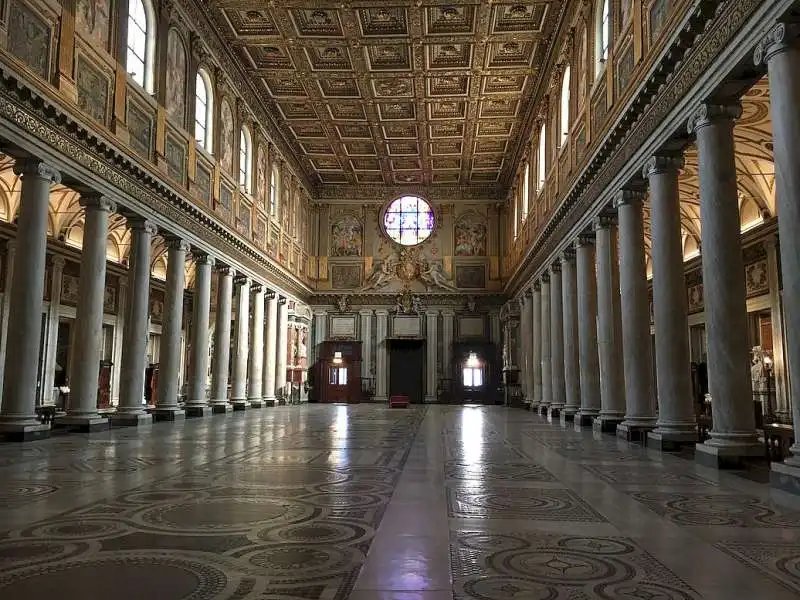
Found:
750,346 -> 767,392
362,260 -> 395,291
336,295 -> 349,313
466,296 -> 477,313
420,261 -> 458,292
297,330 -> 308,360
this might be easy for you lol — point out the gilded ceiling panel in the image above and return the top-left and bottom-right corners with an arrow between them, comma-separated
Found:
204,0 -> 564,189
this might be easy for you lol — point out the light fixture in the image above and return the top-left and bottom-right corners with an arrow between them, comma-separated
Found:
332,351 -> 343,365
466,352 -> 479,368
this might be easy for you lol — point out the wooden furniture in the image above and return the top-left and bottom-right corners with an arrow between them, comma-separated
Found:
311,341 -> 362,404
389,395 -> 409,408
764,423 -> 794,462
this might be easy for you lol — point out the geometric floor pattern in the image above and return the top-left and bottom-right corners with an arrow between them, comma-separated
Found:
1,405 -> 800,599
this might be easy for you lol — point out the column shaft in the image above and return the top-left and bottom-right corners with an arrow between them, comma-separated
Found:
262,292 -> 278,406
63,196 -> 116,430
689,103 -> 761,465
645,156 -> 697,448
425,310 -> 439,403
441,310 -> 454,385
360,310 -> 373,381
521,295 -> 533,404
375,310 -> 388,402
595,216 -> 626,430
230,276 -> 250,409
247,284 -> 265,407
41,256 -> 65,407
549,263 -> 565,418
154,238 -> 189,420
0,161 -> 59,440
115,219 -> 155,424
532,284 -> 542,407
615,190 -> 657,439
561,249 -> 580,419
275,297 -> 288,402
185,253 -> 214,416
576,236 -> 601,424
540,275 -> 552,411
209,266 -> 234,412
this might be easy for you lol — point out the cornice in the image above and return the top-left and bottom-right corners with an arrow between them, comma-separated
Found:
506,0 -> 765,294
0,66 -> 312,300
314,184 -> 504,203
310,292 -> 507,308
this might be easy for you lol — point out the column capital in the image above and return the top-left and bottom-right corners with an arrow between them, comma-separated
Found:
533,280 -> 541,292
441,308 -> 456,317
577,232 -> 595,247
128,216 -> 158,236
234,274 -> 250,287
166,237 -> 191,253
643,154 -> 684,179
524,288 -> 533,298
593,213 -> 616,231
79,194 -> 117,213
754,22 -> 800,66
540,272 -> 550,283
250,281 -> 263,293
278,295 -> 288,305
687,102 -> 742,134
613,188 -> 646,209
192,251 -> 215,267
425,308 -> 439,317
215,264 -> 235,276
561,247 -> 576,262
51,254 -> 66,269
375,308 -> 389,317
13,158 -> 61,184
265,288 -> 276,299
358,308 -> 373,316
550,259 -> 561,274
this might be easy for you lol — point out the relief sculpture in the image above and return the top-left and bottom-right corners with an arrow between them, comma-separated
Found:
166,30 -> 187,126
330,214 -> 362,257
454,212 -> 487,257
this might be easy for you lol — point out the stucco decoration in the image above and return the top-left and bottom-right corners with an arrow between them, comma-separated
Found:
166,29 -> 187,127
454,211 -> 487,256
330,214 -> 363,257
219,99 -> 234,175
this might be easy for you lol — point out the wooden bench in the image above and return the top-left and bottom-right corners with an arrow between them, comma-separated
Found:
389,395 -> 409,408
764,423 -> 794,462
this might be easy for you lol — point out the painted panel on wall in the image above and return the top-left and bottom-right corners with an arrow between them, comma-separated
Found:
454,211 -> 487,256
219,99 -> 234,175
330,214 -> 363,257
8,2 -> 51,79
455,264 -> 486,289
166,29 -> 187,127
76,0 -> 110,49
331,264 -> 362,289
127,101 -> 153,160
76,55 -> 109,126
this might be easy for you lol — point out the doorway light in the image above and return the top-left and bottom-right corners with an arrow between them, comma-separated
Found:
466,352 -> 480,368
332,351 -> 343,365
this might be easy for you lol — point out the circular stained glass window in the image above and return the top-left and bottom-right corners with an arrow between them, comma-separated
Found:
382,195 -> 435,246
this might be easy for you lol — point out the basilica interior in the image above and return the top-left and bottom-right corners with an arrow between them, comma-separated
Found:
1,0 -> 800,598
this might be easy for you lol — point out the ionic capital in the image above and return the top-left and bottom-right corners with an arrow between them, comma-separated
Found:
128,216 -> 158,236
540,272 -> 550,284
577,232 -> 595,247
550,259 -> 561,274
13,159 -> 61,184
643,154 -> 684,179
278,295 -> 288,305
250,281 -> 263,293
613,188 -> 646,209
532,281 -> 541,292
687,102 -> 742,135
592,213 -> 616,231
79,194 -> 117,213
192,251 -> 215,267
51,255 -> 66,269
166,237 -> 191,253
754,22 -> 800,66
215,264 -> 235,277
265,288 -> 276,300
561,247 -> 576,263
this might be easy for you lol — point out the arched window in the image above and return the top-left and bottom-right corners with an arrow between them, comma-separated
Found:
596,0 -> 610,73
239,126 -> 253,193
537,124 -> 546,191
269,165 -> 278,216
194,69 -> 214,153
522,162 -> 530,219
127,0 -> 155,93
560,66 -> 571,146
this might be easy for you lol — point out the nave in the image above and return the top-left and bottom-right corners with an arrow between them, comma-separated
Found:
1,405 -> 800,599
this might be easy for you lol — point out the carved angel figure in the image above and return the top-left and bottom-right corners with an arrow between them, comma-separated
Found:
362,259 -> 395,291
420,261 -> 458,292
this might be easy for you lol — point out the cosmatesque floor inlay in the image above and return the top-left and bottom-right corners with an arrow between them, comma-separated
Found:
1,405 -> 800,599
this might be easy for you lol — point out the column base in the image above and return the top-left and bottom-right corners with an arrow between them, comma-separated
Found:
616,422 -> 655,443
185,406 -> 213,418
770,461 -> 800,496
263,396 -> 276,407
249,399 -> 264,408
559,408 -> 577,426
424,395 -> 438,404
547,406 -> 562,421
0,421 -> 51,442
210,403 -> 231,414
374,396 -> 388,404
152,408 -> 186,422
277,398 -> 287,406
574,411 -> 599,429
110,412 -> 153,427
537,405 -> 549,417
231,401 -> 248,411
593,416 -> 623,434
646,430 -> 698,452
695,440 -> 765,469
58,415 -> 110,433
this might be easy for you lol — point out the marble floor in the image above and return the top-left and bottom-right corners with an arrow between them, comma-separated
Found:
1,406 -> 800,599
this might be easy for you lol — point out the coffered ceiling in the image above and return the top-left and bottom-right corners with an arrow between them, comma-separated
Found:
203,1 -> 566,193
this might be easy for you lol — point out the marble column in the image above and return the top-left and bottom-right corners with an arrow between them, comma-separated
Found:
688,102 -> 762,467
594,215 -> 626,432
153,238 -> 189,421
359,309 -> 373,382
262,291 -> 278,406
0,160 -> 60,440
615,189 -> 657,441
756,26 -> 800,480
230,275 -> 250,410
549,261 -> 565,420
114,218 -> 156,425
209,265 -> 234,413
521,294 -> 533,405
644,155 -> 698,450
185,252 -> 214,417
247,283 -> 265,408
531,282 -> 543,409
375,309 -> 389,403
561,248 -> 580,422
313,309 -> 327,365
0,240 -> 17,396
539,274 -> 551,415
425,309 -> 439,403
275,296 -> 288,403
62,195 -> 116,431
41,256 -> 65,407
441,309 -> 455,384
576,234 -> 601,426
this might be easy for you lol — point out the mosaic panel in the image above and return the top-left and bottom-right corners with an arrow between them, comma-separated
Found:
447,487 -> 607,522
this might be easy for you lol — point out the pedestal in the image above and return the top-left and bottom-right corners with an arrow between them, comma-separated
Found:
185,406 -> 213,418
616,422 -> 654,443
110,412 -> 153,427
646,430 -> 698,452
58,415 -> 110,433
593,416 -> 622,434
152,408 -> 186,422
695,440 -> 765,469
0,422 -> 50,441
